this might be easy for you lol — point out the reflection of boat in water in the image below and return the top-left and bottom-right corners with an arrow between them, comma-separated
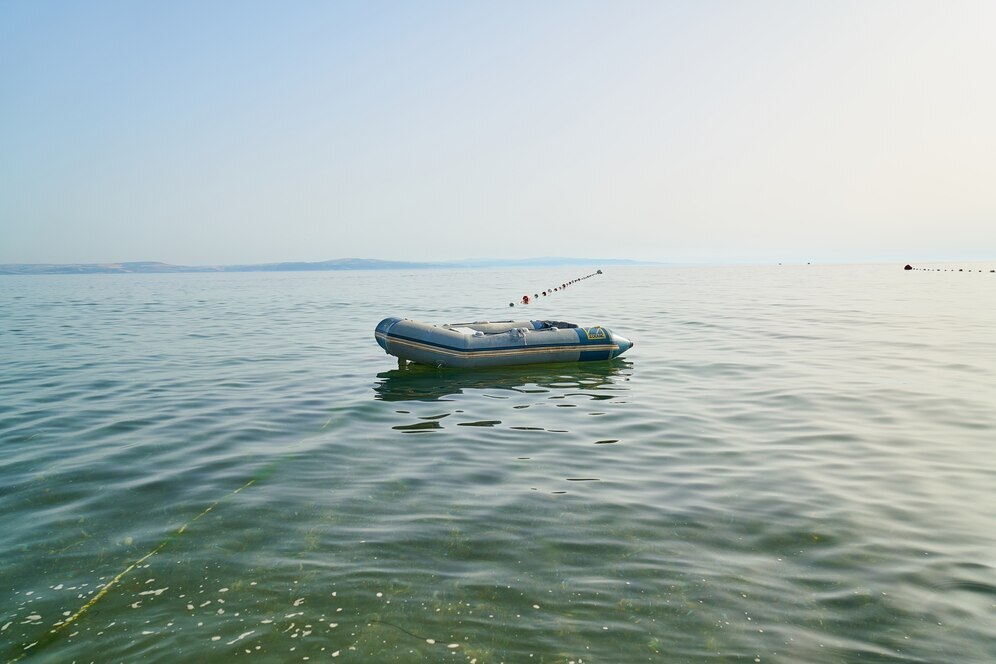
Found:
373,359 -> 633,402
375,317 -> 633,369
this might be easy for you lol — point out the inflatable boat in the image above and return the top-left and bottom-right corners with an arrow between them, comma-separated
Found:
375,317 -> 634,368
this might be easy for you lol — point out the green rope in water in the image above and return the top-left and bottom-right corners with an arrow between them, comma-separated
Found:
13,412 -> 342,660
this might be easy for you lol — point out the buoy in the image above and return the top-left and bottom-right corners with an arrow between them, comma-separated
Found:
506,270 -> 604,307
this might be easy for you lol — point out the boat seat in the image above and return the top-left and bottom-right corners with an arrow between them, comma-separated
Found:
449,326 -> 485,336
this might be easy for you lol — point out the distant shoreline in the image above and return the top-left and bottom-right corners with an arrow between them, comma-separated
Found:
0,257 -> 656,276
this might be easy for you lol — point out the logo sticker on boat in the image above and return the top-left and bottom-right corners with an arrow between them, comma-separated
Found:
583,326 -> 606,341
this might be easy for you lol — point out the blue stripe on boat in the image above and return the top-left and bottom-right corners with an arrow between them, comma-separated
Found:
384,330 -> 615,354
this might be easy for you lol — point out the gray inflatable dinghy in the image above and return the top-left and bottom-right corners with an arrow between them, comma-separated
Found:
375,317 -> 633,368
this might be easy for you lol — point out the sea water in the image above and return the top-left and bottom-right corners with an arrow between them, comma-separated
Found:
1,265 -> 994,662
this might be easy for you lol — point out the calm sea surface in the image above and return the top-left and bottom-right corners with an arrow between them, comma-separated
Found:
1,265 -> 994,663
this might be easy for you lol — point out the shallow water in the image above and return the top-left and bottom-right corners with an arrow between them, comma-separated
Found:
2,265 -> 994,662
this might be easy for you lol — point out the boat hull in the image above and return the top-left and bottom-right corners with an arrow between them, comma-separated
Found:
375,317 -> 633,368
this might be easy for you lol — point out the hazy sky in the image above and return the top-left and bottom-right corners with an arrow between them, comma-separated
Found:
2,1 -> 994,265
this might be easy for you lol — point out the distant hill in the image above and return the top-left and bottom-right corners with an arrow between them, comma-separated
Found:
0,261 -> 213,275
0,257 -> 657,275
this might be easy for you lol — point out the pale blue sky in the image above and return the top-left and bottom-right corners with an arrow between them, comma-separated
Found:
2,1 -> 994,265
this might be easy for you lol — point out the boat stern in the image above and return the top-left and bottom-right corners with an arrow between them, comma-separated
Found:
375,317 -> 403,352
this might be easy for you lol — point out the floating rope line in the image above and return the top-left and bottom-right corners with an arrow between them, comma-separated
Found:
510,268 -> 603,307
14,413 -> 343,660
903,263 -> 995,272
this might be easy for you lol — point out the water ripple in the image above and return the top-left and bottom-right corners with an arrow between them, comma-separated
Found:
1,267 -> 994,662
